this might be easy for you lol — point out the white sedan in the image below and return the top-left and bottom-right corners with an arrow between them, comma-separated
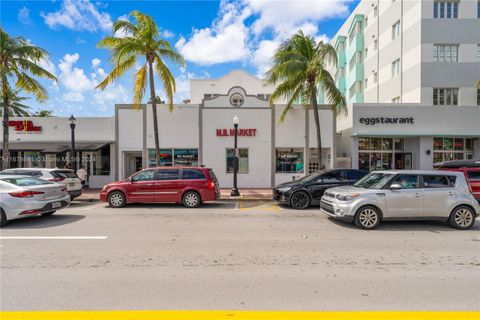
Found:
0,175 -> 71,227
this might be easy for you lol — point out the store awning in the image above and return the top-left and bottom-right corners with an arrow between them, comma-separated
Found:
0,141 -> 113,152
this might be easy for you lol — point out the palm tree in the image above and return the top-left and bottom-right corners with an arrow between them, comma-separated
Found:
0,89 -> 31,117
0,28 -> 57,169
266,31 -> 346,169
96,11 -> 185,166
33,109 -> 53,117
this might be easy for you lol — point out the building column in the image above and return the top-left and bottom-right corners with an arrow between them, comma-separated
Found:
351,137 -> 359,169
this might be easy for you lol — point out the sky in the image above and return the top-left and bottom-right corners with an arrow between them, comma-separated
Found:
1,0 -> 360,116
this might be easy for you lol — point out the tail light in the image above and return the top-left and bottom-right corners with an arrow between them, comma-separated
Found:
208,180 -> 215,190
9,191 -> 45,198
49,177 -> 65,182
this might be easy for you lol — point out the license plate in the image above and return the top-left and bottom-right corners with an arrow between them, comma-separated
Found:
69,183 -> 76,187
51,202 -> 61,209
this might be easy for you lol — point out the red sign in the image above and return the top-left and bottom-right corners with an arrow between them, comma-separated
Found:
8,120 -> 42,132
216,128 -> 257,137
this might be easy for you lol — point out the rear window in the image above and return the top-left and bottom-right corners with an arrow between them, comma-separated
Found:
423,175 -> 456,188
51,170 -> 78,179
208,169 -> 218,183
467,171 -> 480,181
156,169 -> 179,181
1,177 -> 51,186
182,169 -> 205,180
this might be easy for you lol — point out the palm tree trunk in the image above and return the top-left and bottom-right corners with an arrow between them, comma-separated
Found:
148,60 -> 161,167
310,86 -> 323,169
2,86 -> 9,170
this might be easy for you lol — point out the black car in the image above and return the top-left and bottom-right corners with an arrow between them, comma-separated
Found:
273,169 -> 369,209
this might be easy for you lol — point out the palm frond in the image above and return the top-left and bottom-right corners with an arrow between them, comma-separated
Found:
154,55 -> 176,111
133,64 -> 147,107
95,55 -> 136,90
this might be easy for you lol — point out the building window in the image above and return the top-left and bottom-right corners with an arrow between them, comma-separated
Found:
392,21 -> 400,40
433,138 -> 475,163
148,148 -> 198,167
434,0 -> 459,18
365,17 -> 368,27
434,44 -> 459,62
477,44 -> 480,62
349,51 -> 362,72
374,39 -> 378,51
433,88 -> 458,105
374,5 -> 378,17
365,47 -> 368,59
226,148 -> 248,173
365,78 -> 368,89
275,148 -> 304,173
477,88 -> 480,105
93,145 -> 110,175
373,72 -> 378,83
392,97 -> 400,103
349,81 -> 362,99
478,0 -> 480,17
391,59 -> 400,78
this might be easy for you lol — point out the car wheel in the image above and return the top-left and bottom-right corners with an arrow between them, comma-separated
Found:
108,191 -> 126,208
0,209 -> 7,227
41,211 -> 56,216
449,205 -> 475,230
355,206 -> 382,230
183,191 -> 201,208
289,191 -> 311,210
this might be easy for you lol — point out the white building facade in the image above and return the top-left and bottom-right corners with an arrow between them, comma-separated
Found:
1,70 -> 336,188
324,0 -> 480,171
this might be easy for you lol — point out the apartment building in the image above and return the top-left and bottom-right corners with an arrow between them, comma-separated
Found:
324,0 -> 480,171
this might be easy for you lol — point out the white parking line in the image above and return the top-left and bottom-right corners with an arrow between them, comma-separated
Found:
0,236 -> 108,240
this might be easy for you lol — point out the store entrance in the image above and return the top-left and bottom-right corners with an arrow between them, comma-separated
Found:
394,153 -> 412,170
124,152 -> 142,178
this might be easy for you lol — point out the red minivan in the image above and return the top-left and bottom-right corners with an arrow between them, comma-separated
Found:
100,167 -> 220,208
435,160 -> 480,201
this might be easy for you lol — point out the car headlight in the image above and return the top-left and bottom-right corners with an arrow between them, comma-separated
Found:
277,186 -> 292,192
335,193 -> 360,201
101,185 -> 110,192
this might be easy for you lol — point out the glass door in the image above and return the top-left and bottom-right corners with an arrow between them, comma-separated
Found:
394,153 -> 412,170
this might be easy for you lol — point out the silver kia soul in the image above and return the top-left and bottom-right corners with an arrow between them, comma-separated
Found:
321,170 -> 480,230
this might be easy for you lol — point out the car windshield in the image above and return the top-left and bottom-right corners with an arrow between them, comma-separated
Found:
1,177 -> 52,187
354,173 -> 394,189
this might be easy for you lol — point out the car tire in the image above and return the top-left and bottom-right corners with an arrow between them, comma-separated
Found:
448,205 -> 475,230
289,191 -> 311,210
183,191 -> 201,208
108,191 -> 126,208
41,211 -> 56,216
354,206 -> 382,230
0,209 -> 7,227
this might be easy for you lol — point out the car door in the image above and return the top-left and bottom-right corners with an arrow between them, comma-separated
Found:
422,174 -> 456,218
384,174 -> 423,218
126,169 -> 156,203
465,170 -> 480,200
308,170 -> 343,201
152,169 -> 180,202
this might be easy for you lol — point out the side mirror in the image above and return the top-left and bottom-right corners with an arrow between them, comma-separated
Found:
390,183 -> 402,190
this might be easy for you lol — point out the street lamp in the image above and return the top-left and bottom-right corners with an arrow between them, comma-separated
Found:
231,115 -> 240,197
69,114 -> 77,173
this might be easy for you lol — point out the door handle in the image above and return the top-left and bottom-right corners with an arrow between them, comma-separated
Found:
415,193 -> 421,198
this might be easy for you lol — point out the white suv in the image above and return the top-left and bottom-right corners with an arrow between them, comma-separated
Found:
0,168 -> 83,200
321,170 -> 480,230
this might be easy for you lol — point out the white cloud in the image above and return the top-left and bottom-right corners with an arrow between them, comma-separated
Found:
91,58 -> 101,68
18,6 -> 32,26
93,84 -> 129,111
62,91 -> 84,102
58,53 -> 94,92
41,0 -> 113,32
175,1 -> 251,65
76,37 -> 86,44
251,39 -> 279,77
38,57 -> 57,76
246,0 -> 351,37
161,29 -> 175,38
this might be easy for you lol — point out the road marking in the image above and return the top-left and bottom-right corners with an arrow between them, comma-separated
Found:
0,236 -> 107,240
0,311 -> 478,320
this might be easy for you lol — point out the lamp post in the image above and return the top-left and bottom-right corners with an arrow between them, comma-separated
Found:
231,115 -> 240,197
69,114 -> 77,173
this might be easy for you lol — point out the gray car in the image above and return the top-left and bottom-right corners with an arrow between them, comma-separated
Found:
321,170 -> 480,230
0,175 -> 71,227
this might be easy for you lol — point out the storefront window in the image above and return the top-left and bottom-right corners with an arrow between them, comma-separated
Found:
394,138 -> 404,151
276,148 -> 304,173
174,149 -> 198,166
226,148 -> 248,173
433,137 -> 475,164
358,138 -> 369,150
382,138 -> 393,151
93,145 -> 111,175
357,138 -> 406,170
370,138 -> 381,150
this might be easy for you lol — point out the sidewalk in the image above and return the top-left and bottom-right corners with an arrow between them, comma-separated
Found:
76,188 -> 273,202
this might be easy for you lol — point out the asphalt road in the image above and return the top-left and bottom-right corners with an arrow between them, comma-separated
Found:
1,200 -> 479,311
